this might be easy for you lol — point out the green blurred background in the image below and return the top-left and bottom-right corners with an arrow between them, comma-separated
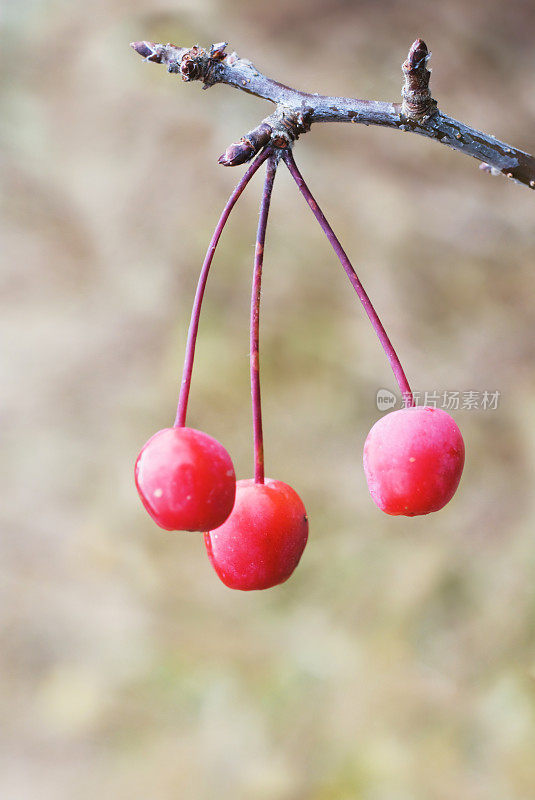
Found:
2,1 -> 535,798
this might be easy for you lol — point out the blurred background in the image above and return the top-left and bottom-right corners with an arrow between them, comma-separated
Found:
2,0 -> 535,798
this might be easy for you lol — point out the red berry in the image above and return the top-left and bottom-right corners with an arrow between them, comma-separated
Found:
204,479 -> 308,590
135,427 -> 236,531
363,406 -> 465,516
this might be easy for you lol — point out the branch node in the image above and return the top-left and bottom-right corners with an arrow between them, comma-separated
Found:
273,106 -> 313,145
130,41 -> 224,87
218,106 -> 312,166
401,38 -> 437,121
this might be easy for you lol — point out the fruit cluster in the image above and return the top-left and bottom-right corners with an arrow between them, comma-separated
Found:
135,146 -> 465,591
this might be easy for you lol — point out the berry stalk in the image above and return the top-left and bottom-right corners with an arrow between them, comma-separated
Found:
175,146 -> 274,428
282,149 -> 414,407
250,154 -> 278,484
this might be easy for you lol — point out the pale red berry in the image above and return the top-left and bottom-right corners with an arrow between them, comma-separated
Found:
135,427 -> 236,531
204,478 -> 308,590
363,406 -> 465,516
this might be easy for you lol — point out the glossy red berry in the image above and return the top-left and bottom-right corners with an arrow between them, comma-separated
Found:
363,406 -> 465,516
204,478 -> 308,590
135,427 -> 236,531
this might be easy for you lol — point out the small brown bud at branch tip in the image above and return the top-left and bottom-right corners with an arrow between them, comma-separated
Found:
218,122 -> 273,167
131,41 -> 163,63
218,140 -> 256,167
210,42 -> 228,61
401,37 -> 436,120
407,38 -> 429,70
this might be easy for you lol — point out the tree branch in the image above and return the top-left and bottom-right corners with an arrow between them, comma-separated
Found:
131,38 -> 535,191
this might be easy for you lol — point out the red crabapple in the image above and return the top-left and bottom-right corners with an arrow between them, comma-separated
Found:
363,406 -> 465,516
204,478 -> 308,590
135,427 -> 236,531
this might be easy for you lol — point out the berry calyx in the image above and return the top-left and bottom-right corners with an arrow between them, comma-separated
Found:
363,406 -> 465,516
204,478 -> 309,590
135,427 -> 236,531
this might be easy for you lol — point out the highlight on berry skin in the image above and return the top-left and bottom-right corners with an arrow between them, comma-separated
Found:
135,427 -> 236,532
363,406 -> 465,516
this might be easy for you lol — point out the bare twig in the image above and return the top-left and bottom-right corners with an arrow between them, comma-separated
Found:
131,38 -> 535,190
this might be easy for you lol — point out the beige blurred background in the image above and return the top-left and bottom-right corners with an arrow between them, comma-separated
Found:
2,0 -> 535,798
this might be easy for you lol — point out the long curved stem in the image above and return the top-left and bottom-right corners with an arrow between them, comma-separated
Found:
282,148 -> 414,407
175,147 -> 274,428
251,154 -> 278,483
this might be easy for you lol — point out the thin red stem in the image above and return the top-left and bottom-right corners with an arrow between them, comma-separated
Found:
282,149 -> 414,407
250,154 -> 278,483
175,147 -> 274,428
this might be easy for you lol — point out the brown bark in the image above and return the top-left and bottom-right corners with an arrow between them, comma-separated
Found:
131,38 -> 535,191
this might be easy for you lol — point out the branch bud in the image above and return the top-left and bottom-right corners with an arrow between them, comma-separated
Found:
401,38 -> 436,120
219,122 -> 273,167
219,141 -> 256,167
130,41 -> 165,63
